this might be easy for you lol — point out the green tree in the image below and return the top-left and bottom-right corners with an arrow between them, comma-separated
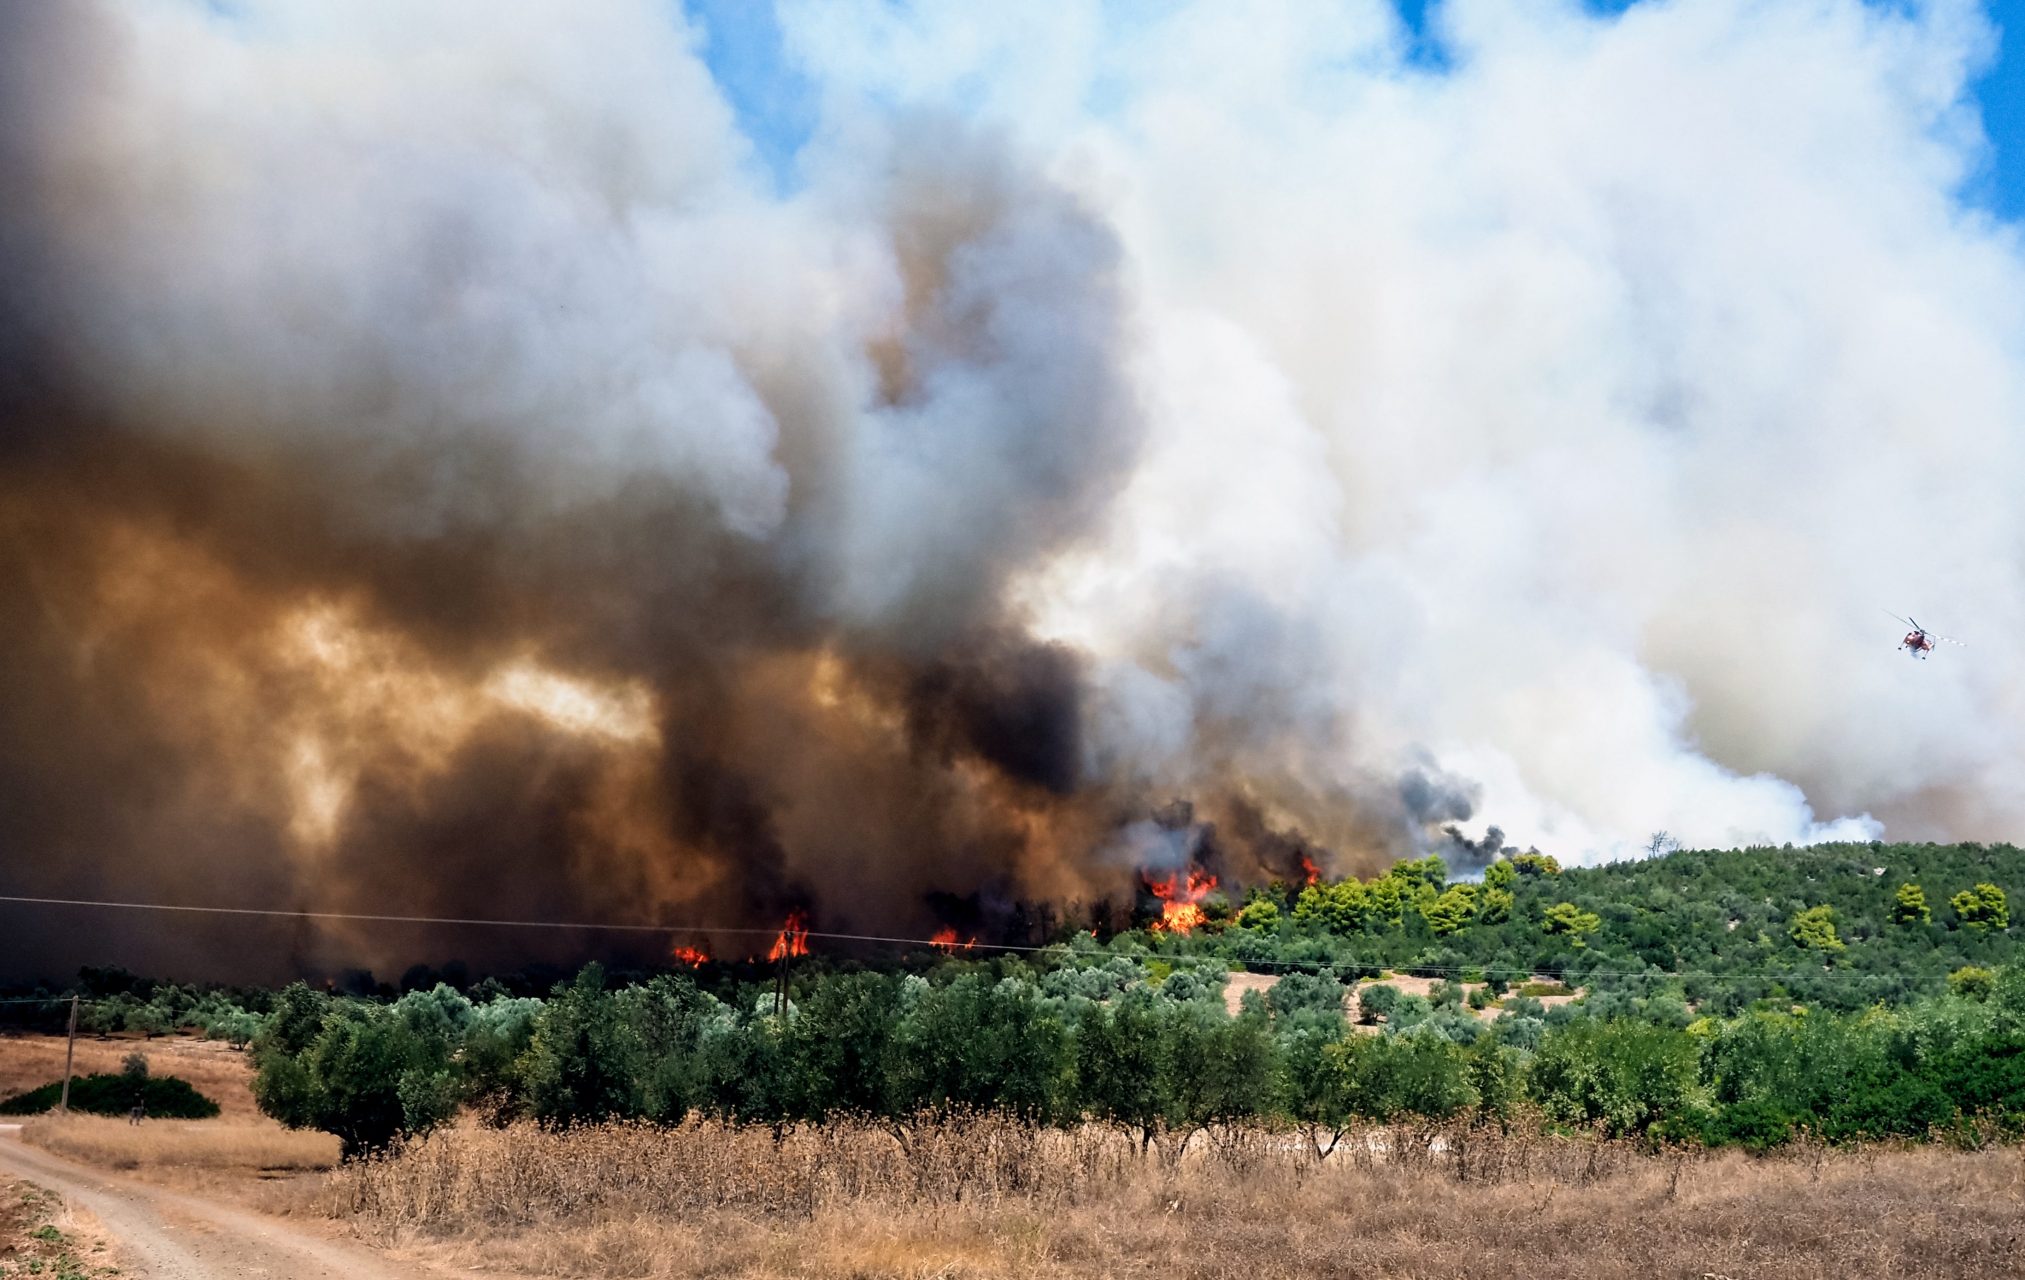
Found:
1233,896 -> 1281,929
1389,855 -> 1449,895
1477,887 -> 1515,925
1952,883 -> 2010,933
262,983 -> 332,1057
1932,1033 -> 2025,1126
1364,878 -> 1408,929
1513,852 -> 1562,876
1421,885 -> 1479,937
212,1009 -> 262,1049
1072,996 -> 1177,1152
695,1008 -> 792,1131
1893,882 -> 1932,926
1387,994 -> 1434,1031
1357,983 -> 1401,1025
254,1003 -> 458,1157
1527,1019 -> 1700,1135
1266,970 -> 1347,1025
895,976 -> 1071,1123
124,1003 -> 170,1039
1463,1037 -> 1522,1121
460,996 -> 543,1118
1542,902 -> 1601,945
1294,879 -> 1374,933
517,966 -> 643,1126
782,971 -> 904,1120
1281,1027 -> 1356,1157
1163,1004 -> 1279,1148
83,994 -> 137,1039
1950,966 -> 1998,1001
1789,905 -> 1845,953
1324,1032 -> 1475,1121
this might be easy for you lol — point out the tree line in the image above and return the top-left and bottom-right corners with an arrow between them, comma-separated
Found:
249,951 -> 2025,1158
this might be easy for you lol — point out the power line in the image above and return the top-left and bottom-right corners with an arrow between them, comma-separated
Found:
0,893 -> 1067,953
0,892 -> 1948,988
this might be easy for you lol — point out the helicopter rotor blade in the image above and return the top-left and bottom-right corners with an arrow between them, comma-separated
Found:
1884,610 -> 1915,629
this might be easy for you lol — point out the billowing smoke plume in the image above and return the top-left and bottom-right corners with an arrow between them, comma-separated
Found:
4,0 -> 2022,979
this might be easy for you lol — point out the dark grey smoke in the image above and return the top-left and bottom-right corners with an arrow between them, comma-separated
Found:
0,1 -> 1158,982
1398,766 -> 1479,830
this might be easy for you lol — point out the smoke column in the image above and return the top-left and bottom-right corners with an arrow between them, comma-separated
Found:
2,0 -> 2021,979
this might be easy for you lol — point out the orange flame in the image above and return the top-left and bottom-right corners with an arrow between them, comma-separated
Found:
767,910 -> 811,961
930,926 -> 977,953
670,945 -> 709,968
1299,854 -> 1321,888
1145,868 -> 1219,934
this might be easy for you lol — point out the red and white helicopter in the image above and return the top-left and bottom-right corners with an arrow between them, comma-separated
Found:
1887,611 -> 1963,660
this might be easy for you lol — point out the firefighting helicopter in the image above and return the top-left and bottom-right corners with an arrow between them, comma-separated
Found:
1887,611 -> 1963,660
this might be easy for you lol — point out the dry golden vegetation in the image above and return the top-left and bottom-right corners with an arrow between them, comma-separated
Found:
308,1116 -> 2025,1279
0,1033 -> 259,1117
23,1115 -> 339,1187
1218,972 -> 1581,1022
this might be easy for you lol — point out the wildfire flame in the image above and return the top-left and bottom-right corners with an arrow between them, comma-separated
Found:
670,945 -> 709,967
767,910 -> 811,961
930,926 -> 977,953
1145,868 -> 1219,934
1299,854 -> 1321,888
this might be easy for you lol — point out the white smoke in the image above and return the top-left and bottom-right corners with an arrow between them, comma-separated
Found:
783,0 -> 2025,859
15,0 -> 2025,874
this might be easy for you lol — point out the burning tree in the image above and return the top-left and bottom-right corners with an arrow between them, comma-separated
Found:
767,911 -> 811,962
1144,869 -> 1219,935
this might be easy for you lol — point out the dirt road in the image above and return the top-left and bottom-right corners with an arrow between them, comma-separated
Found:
0,1125 -> 421,1280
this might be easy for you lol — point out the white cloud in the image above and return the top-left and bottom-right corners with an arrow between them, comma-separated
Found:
787,0 -> 2023,858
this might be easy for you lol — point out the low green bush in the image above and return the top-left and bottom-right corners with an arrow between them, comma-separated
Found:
0,1073 -> 221,1118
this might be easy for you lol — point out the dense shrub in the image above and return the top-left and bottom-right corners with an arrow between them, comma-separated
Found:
0,1073 -> 220,1118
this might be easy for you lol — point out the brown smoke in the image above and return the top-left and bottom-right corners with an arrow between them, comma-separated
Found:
0,3 -> 1206,981
0,2 -> 1653,983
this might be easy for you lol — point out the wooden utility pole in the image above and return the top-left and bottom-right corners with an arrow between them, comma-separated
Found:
58,995 -> 78,1114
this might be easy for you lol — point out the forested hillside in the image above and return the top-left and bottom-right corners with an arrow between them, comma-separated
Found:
1180,841 -> 2022,1011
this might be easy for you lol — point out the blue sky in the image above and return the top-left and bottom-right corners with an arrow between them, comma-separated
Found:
1979,0 -> 2025,216
684,0 -> 2025,220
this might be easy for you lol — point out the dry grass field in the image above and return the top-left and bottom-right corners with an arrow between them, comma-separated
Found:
306,1117 -> 2025,1279
0,1032 -> 260,1118
21,1114 -> 339,1185
1219,971 -> 1580,1023
0,1033 -> 337,1200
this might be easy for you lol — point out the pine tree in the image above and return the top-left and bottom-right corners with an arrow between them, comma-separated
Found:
1892,882 -> 1931,926
1951,883 -> 2009,933
1789,905 -> 1845,953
